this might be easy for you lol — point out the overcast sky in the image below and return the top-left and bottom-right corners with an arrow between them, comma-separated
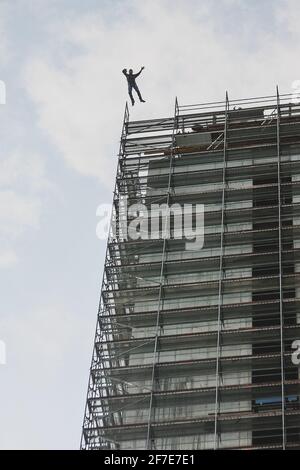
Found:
0,0 -> 300,450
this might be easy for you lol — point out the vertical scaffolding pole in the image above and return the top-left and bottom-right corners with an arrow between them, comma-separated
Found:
146,97 -> 179,450
80,102 -> 130,450
276,86 -> 286,449
214,92 -> 229,450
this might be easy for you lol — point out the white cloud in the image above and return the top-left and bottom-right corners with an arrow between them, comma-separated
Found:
0,149 -> 49,191
0,3 -> 10,66
0,302 -> 91,449
0,150 -> 51,267
23,0 -> 300,190
5,304 -> 85,367
25,57 -> 114,182
2,0 -> 300,450
0,190 -> 41,237
0,249 -> 18,269
23,2 -> 227,187
274,0 -> 300,35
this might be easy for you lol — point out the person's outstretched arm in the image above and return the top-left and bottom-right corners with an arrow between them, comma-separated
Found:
133,66 -> 145,78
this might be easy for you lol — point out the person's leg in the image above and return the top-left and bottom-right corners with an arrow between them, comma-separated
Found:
133,83 -> 145,102
128,85 -> 135,105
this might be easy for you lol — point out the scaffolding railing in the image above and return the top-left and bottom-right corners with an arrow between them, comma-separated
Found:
81,90 -> 300,450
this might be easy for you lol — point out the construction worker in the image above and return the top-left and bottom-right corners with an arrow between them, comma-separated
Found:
122,66 -> 146,106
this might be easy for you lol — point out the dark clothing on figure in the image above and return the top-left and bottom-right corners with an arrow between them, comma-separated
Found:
127,72 -> 140,86
122,69 -> 144,105
128,82 -> 143,103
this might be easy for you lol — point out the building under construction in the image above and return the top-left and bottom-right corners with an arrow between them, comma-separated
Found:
81,90 -> 300,450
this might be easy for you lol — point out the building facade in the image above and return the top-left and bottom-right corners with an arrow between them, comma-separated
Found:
81,91 -> 300,450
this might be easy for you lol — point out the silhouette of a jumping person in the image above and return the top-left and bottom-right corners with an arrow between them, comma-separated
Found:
122,66 -> 146,106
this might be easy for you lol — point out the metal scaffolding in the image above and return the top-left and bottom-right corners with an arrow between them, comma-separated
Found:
81,90 -> 300,450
